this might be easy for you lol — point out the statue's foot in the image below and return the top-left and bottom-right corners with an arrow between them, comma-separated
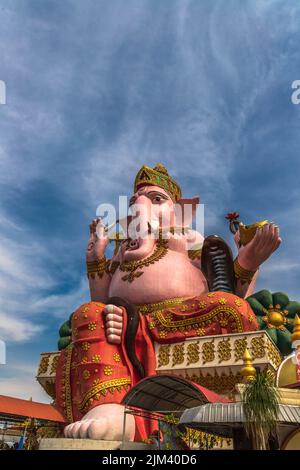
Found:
64,403 -> 135,441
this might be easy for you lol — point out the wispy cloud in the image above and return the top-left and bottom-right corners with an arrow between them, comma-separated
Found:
0,360 -> 50,402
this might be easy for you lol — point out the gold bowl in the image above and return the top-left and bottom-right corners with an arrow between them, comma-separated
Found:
239,220 -> 269,246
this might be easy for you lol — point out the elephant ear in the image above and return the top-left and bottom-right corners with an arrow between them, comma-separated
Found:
174,197 -> 200,228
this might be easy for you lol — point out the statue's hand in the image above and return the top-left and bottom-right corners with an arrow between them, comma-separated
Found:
86,218 -> 109,262
237,223 -> 281,271
104,304 -> 123,344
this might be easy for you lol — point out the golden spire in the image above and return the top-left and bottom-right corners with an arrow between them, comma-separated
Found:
291,314 -> 300,346
241,349 -> 256,382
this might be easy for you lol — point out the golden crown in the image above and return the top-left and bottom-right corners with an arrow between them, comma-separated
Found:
134,164 -> 182,201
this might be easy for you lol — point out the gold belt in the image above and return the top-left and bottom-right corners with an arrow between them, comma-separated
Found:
136,297 -> 191,315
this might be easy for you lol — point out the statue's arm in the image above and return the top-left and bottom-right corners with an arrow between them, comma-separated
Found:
86,219 -> 111,303
88,268 -> 111,303
235,271 -> 258,299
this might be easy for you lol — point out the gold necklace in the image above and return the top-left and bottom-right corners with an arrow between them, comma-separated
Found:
120,238 -> 168,283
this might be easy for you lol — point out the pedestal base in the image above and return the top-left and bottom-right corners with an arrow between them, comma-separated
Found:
39,438 -> 156,450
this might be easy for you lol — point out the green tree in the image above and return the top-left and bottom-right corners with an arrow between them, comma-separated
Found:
242,371 -> 279,450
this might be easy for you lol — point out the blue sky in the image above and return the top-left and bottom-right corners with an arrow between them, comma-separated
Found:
0,0 -> 300,402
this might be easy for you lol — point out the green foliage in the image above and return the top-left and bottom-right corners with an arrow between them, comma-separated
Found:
242,370 -> 279,450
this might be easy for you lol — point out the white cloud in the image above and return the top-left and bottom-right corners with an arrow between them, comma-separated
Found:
0,361 -> 51,403
0,211 -> 89,342
0,313 -> 43,342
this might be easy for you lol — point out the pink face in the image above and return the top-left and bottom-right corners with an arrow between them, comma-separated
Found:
130,185 -> 175,228
122,185 -> 175,253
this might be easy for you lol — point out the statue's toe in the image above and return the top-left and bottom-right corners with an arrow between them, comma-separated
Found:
72,421 -> 82,438
79,420 -> 92,438
87,418 -> 108,440
64,422 -> 75,438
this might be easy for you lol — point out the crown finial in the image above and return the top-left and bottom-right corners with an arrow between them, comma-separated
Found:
153,163 -> 168,175
241,349 -> 256,382
292,314 -> 300,346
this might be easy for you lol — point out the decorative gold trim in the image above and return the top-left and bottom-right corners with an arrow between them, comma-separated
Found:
79,378 -> 131,412
188,249 -> 202,260
50,355 -> 59,374
217,338 -> 232,363
153,305 -> 244,332
172,344 -> 185,366
234,258 -> 256,285
134,164 -> 182,202
158,345 -> 171,367
250,335 -> 265,359
38,355 -> 50,375
185,370 -> 243,395
137,297 -> 190,315
202,340 -> 215,364
186,342 -> 200,365
65,345 -> 73,423
120,238 -> 168,282
87,258 -> 109,279
234,337 -> 247,362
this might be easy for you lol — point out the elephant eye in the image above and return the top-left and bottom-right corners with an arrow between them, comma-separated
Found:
146,191 -> 169,204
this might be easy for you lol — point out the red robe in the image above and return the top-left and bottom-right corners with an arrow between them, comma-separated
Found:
55,292 -> 258,440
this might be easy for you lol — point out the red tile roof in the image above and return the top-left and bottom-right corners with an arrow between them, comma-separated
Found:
0,395 -> 65,423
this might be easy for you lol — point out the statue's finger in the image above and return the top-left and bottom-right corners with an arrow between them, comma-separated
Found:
105,313 -> 123,323
268,223 -> 275,236
107,334 -> 121,344
250,226 -> 263,247
104,305 -> 123,316
106,323 -> 122,334
106,326 -> 122,336
270,234 -> 282,251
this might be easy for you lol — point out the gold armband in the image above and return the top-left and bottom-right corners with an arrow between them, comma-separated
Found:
87,258 -> 108,279
234,258 -> 256,285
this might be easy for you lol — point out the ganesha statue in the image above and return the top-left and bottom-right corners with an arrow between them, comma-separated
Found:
55,164 -> 281,442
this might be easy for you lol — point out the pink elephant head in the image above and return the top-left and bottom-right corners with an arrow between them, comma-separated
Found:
119,164 -> 200,261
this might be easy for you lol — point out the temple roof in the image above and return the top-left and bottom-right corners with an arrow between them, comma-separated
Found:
180,402 -> 300,437
0,395 -> 65,423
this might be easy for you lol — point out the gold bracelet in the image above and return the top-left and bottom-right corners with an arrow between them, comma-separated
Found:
87,258 -> 108,279
234,258 -> 256,285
